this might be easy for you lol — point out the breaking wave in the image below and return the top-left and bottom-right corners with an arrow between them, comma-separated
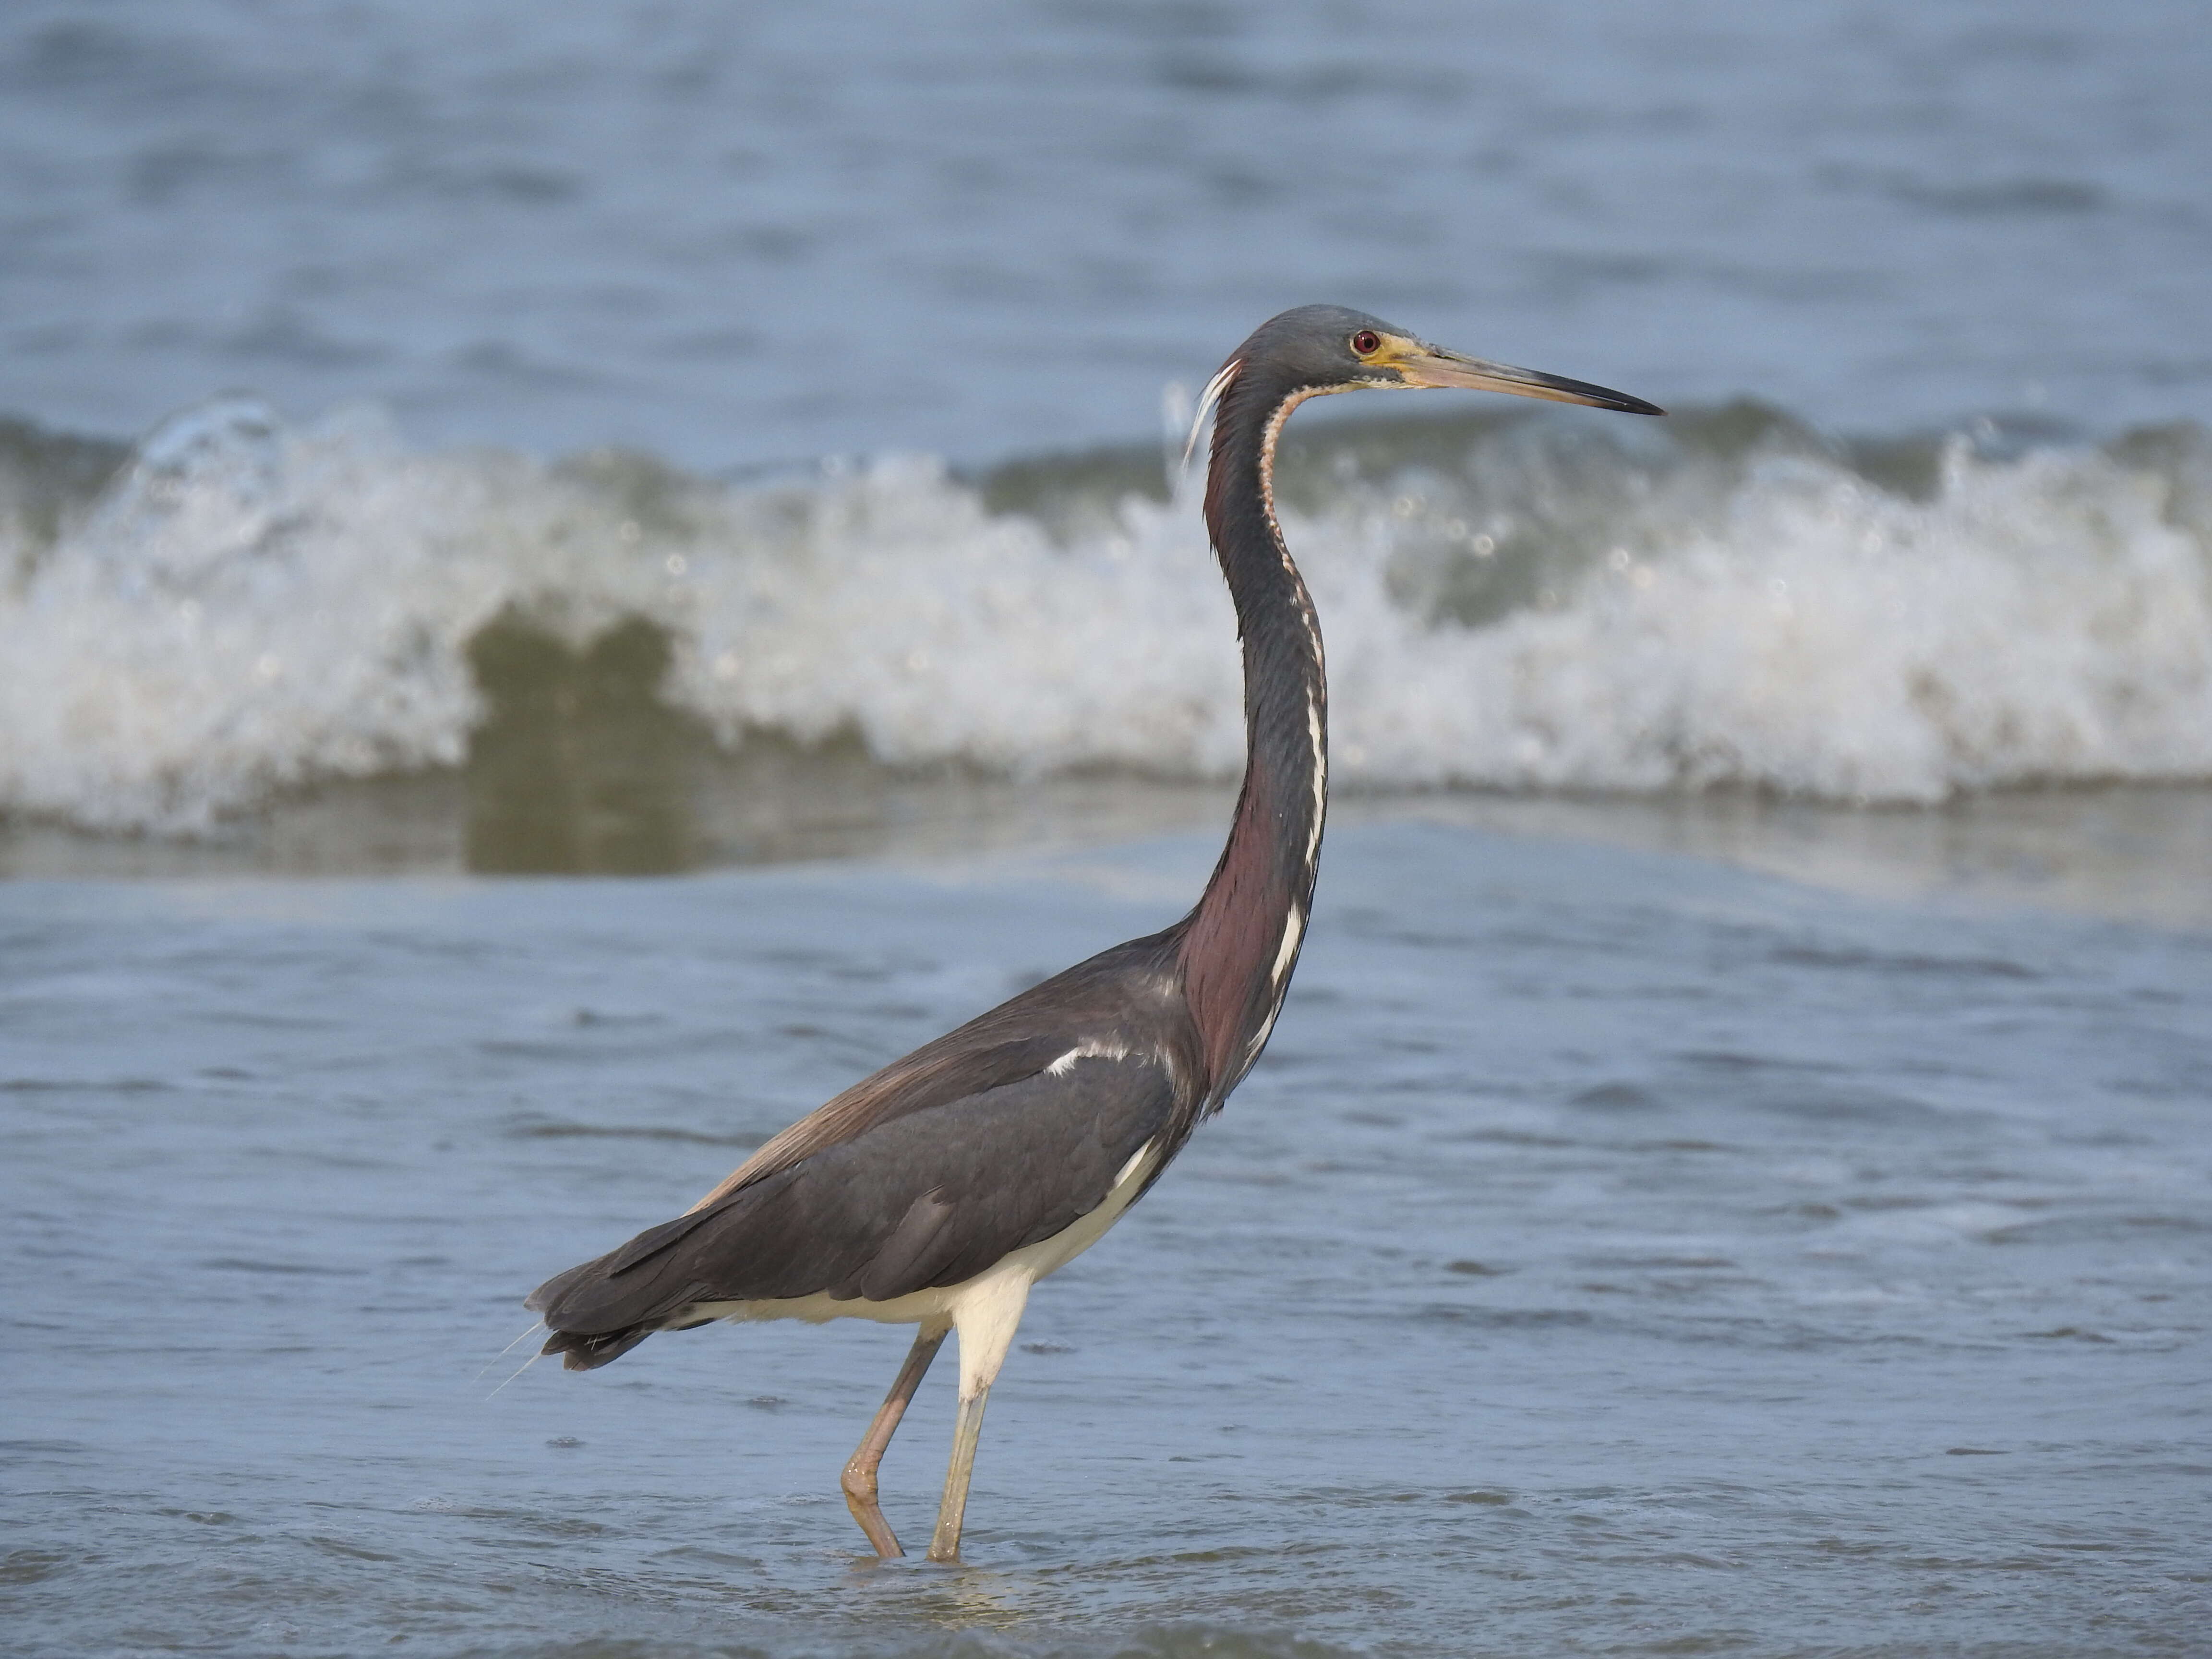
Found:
2,395 -> 2209,833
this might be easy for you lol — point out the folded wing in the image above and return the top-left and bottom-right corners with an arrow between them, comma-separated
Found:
529,1051 -> 1176,1368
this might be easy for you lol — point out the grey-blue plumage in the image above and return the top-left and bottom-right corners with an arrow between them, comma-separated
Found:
533,955 -> 1187,1354
526,305 -> 1660,1562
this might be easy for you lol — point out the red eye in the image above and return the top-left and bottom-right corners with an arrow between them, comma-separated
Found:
1351,330 -> 1381,356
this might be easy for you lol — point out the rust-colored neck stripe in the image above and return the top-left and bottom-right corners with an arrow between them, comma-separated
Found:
1178,361 -> 1329,1104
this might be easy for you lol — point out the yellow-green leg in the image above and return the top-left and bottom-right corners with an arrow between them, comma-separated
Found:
925,1272 -> 1032,1563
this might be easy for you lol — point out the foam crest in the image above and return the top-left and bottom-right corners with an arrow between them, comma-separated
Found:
1328,435 -> 2212,800
1,399 -> 2207,832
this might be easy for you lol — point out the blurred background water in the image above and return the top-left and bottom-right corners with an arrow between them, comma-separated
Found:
0,0 -> 2209,866
3,0 -> 2209,463
1,3 -> 2209,1656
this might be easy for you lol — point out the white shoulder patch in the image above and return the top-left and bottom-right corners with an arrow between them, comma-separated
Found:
1046,1039 -> 1133,1078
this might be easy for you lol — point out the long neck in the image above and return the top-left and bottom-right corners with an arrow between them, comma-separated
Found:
1178,365 -> 1330,1106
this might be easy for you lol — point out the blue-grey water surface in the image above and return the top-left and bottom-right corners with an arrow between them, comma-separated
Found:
3,0 -> 2208,465
5,822 -> 2209,1656
4,4 -> 2211,1652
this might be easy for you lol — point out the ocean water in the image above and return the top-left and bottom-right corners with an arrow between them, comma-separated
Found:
2,0 -> 2211,846
2,397 -> 2209,846
2,0 -> 2209,464
5,825 -> 2209,1658
5,5 -> 2212,1655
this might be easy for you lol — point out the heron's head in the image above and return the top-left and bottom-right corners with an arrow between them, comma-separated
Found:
1232,304 -> 1663,416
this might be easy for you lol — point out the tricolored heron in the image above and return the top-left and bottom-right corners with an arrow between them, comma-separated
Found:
527,305 -> 1660,1561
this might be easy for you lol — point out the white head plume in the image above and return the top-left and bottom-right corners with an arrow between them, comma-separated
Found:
1181,358 -> 1243,473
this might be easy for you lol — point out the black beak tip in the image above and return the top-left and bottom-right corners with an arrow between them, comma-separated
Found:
1543,369 -> 1665,417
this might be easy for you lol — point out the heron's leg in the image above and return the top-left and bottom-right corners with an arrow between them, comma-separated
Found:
926,1384 -> 993,1563
926,1273 -> 1032,1564
841,1321 -> 949,1558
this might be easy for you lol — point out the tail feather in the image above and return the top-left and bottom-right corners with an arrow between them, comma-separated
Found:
527,1238 -> 702,1372
538,1321 -> 657,1371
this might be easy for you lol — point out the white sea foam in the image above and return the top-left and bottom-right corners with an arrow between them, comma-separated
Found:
2,398 -> 2207,832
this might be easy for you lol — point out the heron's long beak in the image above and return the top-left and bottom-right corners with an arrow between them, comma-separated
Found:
1392,343 -> 1663,416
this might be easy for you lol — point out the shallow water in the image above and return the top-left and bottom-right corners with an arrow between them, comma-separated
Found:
6,820 -> 2209,1656
5,11 -> 2212,1643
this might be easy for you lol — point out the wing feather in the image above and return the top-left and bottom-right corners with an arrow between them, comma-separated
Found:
530,1052 -> 1176,1348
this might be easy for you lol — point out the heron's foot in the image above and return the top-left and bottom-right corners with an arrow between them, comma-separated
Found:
922,1526 -> 964,1565
923,1505 -> 965,1562
841,1460 -> 904,1557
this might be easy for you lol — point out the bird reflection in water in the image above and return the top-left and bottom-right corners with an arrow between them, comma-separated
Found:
463,611 -> 704,874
